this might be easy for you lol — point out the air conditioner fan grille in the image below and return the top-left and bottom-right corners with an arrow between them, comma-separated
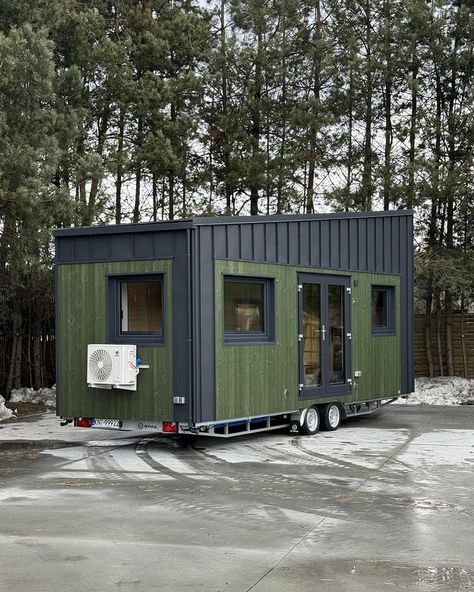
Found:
88,348 -> 113,382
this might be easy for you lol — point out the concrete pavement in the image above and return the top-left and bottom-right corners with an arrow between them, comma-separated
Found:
0,405 -> 473,591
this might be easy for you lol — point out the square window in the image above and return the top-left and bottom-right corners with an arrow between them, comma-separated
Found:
108,274 -> 164,345
371,285 -> 395,335
223,276 -> 274,343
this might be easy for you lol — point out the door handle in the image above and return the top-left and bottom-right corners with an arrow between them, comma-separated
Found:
321,324 -> 326,341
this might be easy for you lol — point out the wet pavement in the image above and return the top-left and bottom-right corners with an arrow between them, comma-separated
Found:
0,405 -> 473,591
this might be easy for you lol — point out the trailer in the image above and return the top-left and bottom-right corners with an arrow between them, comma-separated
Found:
53,210 -> 414,437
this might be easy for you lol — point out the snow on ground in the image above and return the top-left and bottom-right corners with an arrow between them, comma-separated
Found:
9,386 -> 56,408
400,377 -> 474,406
0,396 -> 14,421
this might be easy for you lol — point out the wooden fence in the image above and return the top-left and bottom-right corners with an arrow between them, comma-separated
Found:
415,313 -> 474,378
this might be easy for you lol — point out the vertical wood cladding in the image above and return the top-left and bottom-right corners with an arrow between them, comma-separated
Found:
57,260 -> 174,421
214,260 -> 401,420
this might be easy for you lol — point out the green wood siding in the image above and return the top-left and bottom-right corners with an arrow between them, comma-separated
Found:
57,260 -> 173,421
215,260 -> 401,420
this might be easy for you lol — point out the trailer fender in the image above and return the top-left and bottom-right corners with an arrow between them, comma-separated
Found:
299,408 -> 308,427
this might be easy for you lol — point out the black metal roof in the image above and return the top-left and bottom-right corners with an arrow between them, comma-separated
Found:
53,209 -> 413,237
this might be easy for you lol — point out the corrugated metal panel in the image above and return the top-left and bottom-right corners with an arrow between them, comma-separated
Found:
194,210 -> 414,420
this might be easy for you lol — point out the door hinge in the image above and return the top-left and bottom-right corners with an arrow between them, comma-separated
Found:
298,383 -> 304,390
173,396 -> 186,405
346,378 -> 353,385
346,287 -> 352,295
297,284 -> 303,292
346,332 -> 352,340
298,333 -> 304,342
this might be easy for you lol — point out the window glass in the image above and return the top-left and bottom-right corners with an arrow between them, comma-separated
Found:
121,280 -> 162,333
224,281 -> 264,333
372,288 -> 387,328
371,286 -> 395,334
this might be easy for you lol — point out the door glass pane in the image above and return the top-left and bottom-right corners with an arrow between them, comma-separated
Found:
302,284 -> 321,386
328,285 -> 345,385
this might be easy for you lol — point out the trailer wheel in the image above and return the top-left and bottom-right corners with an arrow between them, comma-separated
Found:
321,403 -> 342,431
301,406 -> 320,435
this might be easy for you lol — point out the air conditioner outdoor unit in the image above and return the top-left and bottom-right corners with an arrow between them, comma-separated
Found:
87,344 -> 137,391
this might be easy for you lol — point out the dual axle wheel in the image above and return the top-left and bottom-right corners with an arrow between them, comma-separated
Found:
300,402 -> 342,435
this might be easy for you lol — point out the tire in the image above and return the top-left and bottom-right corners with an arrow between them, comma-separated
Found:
300,405 -> 320,435
321,403 -> 342,431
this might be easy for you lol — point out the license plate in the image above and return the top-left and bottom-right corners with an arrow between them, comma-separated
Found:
91,418 -> 122,429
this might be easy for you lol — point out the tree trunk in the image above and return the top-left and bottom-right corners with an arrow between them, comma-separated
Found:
115,108 -> 125,225
33,335 -> 42,390
460,295 -> 468,378
435,292 -> 444,376
13,327 -> 22,390
306,1 -> 322,214
133,116 -> 143,224
220,0 -> 232,214
382,0 -> 392,211
424,294 -> 434,377
445,290 -> 454,376
361,0 -> 373,211
5,313 -> 20,398
407,59 -> 418,209
152,173 -> 158,222
250,18 -> 263,216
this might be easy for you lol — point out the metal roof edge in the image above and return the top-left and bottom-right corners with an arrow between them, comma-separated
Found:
191,210 -> 413,225
53,219 -> 193,237
53,210 -> 413,237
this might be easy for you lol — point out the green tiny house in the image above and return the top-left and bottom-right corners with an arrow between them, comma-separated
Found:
54,211 -> 414,436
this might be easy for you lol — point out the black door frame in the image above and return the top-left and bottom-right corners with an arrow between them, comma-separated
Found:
298,273 -> 352,400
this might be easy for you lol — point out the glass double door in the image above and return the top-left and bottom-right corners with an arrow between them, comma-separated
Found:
298,274 -> 351,398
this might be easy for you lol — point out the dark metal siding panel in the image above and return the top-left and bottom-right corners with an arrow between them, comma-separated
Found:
299,221 -> 310,267
195,226 -> 216,422
227,224 -> 240,259
357,218 -> 367,270
93,235 -> 110,260
111,234 -> 132,260
265,223 -> 277,262
383,217 -> 392,273
288,222 -> 299,265
133,232 -> 153,259
74,236 -> 91,261
339,219 -> 349,269
240,224 -> 253,260
277,223 -> 289,264
391,216 -> 400,273
320,220 -> 330,268
309,221 -> 320,267
213,225 -> 227,259
348,218 -> 358,270
366,217 -> 376,272
330,219 -> 340,268
253,224 -> 266,261
57,237 -> 74,263
375,217 -> 385,272
398,215 -> 413,395
172,231 -> 191,422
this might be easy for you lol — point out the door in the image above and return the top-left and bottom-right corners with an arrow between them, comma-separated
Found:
298,274 -> 351,399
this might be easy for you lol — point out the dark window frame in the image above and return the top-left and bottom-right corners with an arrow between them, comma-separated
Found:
371,285 -> 396,336
223,275 -> 275,345
107,272 -> 165,346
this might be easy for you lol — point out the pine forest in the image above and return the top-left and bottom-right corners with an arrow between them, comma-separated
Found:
0,0 -> 472,393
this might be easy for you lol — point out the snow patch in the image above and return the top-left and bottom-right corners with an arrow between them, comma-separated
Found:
9,385 -> 56,409
400,377 -> 474,406
0,395 -> 14,421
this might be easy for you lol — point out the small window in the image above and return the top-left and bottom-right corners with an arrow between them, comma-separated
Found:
372,285 -> 395,335
223,276 -> 274,343
108,274 -> 164,345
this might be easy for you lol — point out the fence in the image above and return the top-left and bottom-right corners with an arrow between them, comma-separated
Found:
415,313 -> 474,378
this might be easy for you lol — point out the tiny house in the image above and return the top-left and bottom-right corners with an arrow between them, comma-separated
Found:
54,210 -> 414,437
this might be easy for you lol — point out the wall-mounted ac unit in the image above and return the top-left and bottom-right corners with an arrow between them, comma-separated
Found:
87,344 -> 137,391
